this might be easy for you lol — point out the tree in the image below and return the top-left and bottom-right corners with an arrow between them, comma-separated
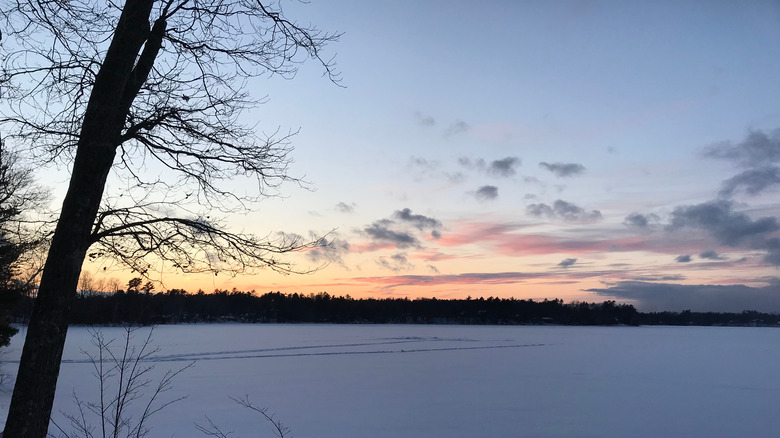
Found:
0,0 -> 339,435
0,139 -> 46,347
127,277 -> 143,294
141,280 -> 155,294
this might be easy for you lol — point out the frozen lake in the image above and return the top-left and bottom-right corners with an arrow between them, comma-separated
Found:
1,324 -> 779,437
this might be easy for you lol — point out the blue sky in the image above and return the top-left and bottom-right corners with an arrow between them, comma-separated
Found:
75,1 -> 780,312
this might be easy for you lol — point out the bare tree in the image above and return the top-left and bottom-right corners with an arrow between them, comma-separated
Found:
0,0 -> 339,436
0,139 -> 48,345
51,326 -> 193,438
195,396 -> 291,438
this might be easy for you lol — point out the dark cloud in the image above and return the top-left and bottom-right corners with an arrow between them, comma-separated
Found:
487,157 -> 521,177
675,255 -> 692,263
702,129 -> 780,168
527,200 -> 602,222
414,111 -> 436,127
765,276 -> 780,286
668,200 -> 779,248
558,258 -> 577,268
307,235 -> 351,266
475,185 -> 498,201
444,120 -> 470,137
458,156 -> 521,178
376,253 -> 413,272
719,166 -> 780,198
393,208 -> 442,231
539,162 -> 586,177
589,281 -> 780,313
623,212 -> 659,228
523,176 -> 542,185
275,231 -> 304,248
351,270 -> 620,289
766,238 -> 780,266
362,210 -> 444,250
408,156 -> 438,169
445,171 -> 466,183
526,204 -> 554,217
407,157 -> 441,181
458,157 -> 486,171
628,275 -> 686,282
699,250 -> 724,260
335,202 -> 355,214
363,220 -> 419,249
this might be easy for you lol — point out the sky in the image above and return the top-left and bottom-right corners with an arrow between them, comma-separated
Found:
68,1 -> 780,312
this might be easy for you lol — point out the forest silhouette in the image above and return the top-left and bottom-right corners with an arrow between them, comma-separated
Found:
9,287 -> 779,327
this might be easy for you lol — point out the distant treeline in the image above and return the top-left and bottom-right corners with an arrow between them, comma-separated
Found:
10,289 -> 780,327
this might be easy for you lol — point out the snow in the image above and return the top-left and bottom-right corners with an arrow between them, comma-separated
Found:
1,324 -> 779,437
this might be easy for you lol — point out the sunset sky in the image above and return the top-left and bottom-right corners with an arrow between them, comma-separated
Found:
71,1 -> 780,312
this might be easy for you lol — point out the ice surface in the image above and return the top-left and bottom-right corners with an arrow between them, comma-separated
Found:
1,324 -> 778,437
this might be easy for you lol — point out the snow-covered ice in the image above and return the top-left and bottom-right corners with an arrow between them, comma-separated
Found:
1,324 -> 778,437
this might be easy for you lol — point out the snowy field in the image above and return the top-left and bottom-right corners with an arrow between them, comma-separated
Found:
1,324 -> 779,437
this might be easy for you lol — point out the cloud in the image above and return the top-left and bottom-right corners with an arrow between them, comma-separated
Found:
627,275 -> 686,282
668,199 -> 779,249
445,171 -> 466,183
307,235 -> 351,266
702,129 -> 780,168
699,250 -> 724,260
360,210 -> 444,251
458,157 -> 486,171
436,219 -> 713,260
719,166 -> 780,198
623,212 -> 659,228
589,281 -> 780,313
766,238 -> 780,266
458,156 -> 521,178
376,253 -> 413,272
350,271 -> 554,288
408,156 -> 438,170
363,219 -> 420,249
348,268 -> 625,290
527,200 -> 602,222
407,156 -> 442,180
445,120 -> 470,137
393,208 -> 442,231
539,162 -> 586,177
487,157 -> 521,177
675,255 -> 692,263
558,258 -> 577,268
335,202 -> 355,214
475,185 -> 498,201
414,111 -> 436,127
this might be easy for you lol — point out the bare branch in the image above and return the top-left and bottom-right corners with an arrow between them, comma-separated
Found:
88,200 -> 324,276
52,326 -> 193,438
3,1 -> 340,433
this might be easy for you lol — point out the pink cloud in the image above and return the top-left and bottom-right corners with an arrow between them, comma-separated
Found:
407,250 -> 480,262
436,222 -> 528,247
343,269 -> 623,289
436,220 -> 716,258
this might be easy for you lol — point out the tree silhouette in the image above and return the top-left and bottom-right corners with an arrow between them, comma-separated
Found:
0,0 -> 339,435
0,139 -> 46,347
127,277 -> 143,294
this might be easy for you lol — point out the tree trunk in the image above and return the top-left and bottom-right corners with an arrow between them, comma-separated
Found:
3,1 -> 155,436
